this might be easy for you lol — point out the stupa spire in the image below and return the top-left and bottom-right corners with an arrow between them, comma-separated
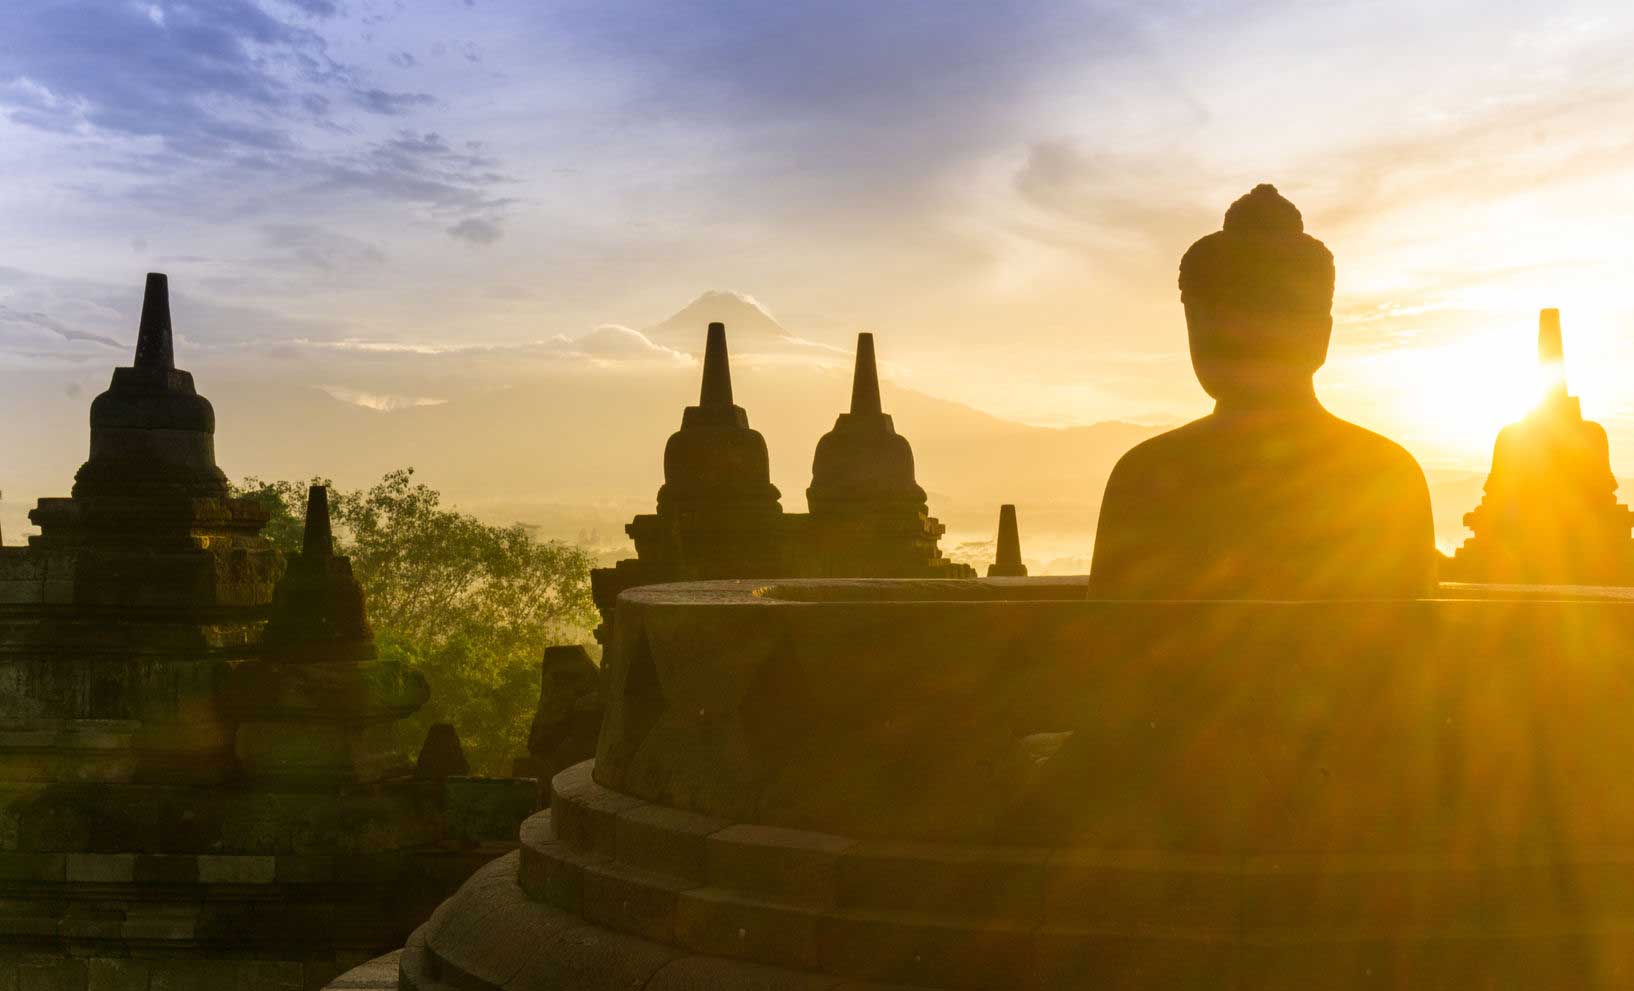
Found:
987,504 -> 1028,577
849,333 -> 882,416
134,273 -> 175,371
699,322 -> 733,407
1539,308 -> 1567,399
302,485 -> 334,559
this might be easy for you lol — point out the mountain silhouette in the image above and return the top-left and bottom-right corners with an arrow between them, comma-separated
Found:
645,291 -> 806,351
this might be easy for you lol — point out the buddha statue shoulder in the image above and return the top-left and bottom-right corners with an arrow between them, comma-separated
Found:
1090,184 -> 1436,599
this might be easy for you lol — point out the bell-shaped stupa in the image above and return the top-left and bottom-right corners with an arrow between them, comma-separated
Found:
804,333 -> 968,577
1447,309 -> 1634,583
655,321 -> 783,518
807,333 -> 927,515
71,273 -> 229,501
609,322 -> 786,605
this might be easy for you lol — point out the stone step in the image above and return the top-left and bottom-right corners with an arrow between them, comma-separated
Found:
550,762 -> 1634,936
405,849 -> 944,991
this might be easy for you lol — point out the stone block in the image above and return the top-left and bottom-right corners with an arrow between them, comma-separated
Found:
17,957 -> 85,991
675,887 -> 822,970
0,854 -> 65,882
525,922 -> 678,991
708,824 -> 854,906
817,910 -> 1034,989
66,854 -> 135,884
0,914 -> 58,939
579,859 -> 695,944
59,905 -> 126,940
84,958 -> 147,991
147,959 -> 239,991
646,956 -> 840,991
555,783 -> 644,858
518,837 -> 598,912
837,842 -> 1046,922
233,960 -> 304,991
550,761 -> 595,802
197,855 -> 276,885
121,903 -> 199,941
322,952 -> 399,990
615,804 -> 728,881
273,855 -> 335,884
132,855 -> 198,884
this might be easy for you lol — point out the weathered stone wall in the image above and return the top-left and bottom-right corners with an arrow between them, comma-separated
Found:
598,579 -> 1634,846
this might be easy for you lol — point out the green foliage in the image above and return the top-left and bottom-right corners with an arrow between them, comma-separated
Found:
232,469 -> 598,774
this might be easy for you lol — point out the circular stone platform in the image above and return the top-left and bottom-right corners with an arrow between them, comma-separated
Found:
387,577 -> 1634,989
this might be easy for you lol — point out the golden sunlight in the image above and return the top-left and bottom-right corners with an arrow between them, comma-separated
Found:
1349,333 -> 1544,460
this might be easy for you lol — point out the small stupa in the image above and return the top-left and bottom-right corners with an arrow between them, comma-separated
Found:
806,333 -> 963,577
987,503 -> 1029,577
228,485 -> 428,783
637,322 -> 786,576
1447,309 -> 1634,583
589,323 -> 971,645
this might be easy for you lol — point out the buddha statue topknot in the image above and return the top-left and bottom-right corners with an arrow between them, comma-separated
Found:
1091,184 -> 1436,598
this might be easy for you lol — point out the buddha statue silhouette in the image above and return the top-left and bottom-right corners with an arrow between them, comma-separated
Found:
1091,184 -> 1436,598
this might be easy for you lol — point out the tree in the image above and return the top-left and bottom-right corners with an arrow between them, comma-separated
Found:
232,469 -> 598,774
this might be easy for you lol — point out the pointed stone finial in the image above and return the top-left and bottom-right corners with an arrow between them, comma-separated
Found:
987,504 -> 1028,577
1538,308 -> 1568,400
302,485 -> 334,559
699,322 -> 733,407
134,273 -> 175,370
850,333 -> 882,416
1539,308 -> 1564,365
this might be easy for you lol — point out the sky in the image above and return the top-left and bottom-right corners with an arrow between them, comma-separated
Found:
4,0 -> 1634,482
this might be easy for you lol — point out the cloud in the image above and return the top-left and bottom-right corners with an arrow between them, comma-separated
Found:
0,2 -> 510,233
0,304 -> 124,355
314,131 -> 514,215
276,0 -> 342,16
568,324 -> 685,359
259,224 -> 387,271
447,217 -> 502,245
318,385 -> 448,411
0,0 -> 325,156
354,88 -> 436,115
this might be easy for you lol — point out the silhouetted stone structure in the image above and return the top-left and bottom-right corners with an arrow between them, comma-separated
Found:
512,645 -> 603,791
806,332 -> 958,576
1092,184 -> 1436,598
416,723 -> 471,780
590,324 -> 971,639
987,503 -> 1028,576
1446,309 -> 1634,583
367,576 -> 1634,990
0,275 -> 532,990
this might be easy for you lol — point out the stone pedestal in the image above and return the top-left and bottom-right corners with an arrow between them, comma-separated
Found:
375,577 -> 1634,990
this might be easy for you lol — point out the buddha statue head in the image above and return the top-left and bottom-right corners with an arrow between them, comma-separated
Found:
1178,184 -> 1335,407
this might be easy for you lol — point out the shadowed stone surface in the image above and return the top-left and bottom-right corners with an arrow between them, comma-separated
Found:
1447,308 -> 1634,583
416,723 -> 471,780
1091,186 -> 1436,599
514,645 -> 604,790
366,577 -> 1634,989
986,505 -> 1027,577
